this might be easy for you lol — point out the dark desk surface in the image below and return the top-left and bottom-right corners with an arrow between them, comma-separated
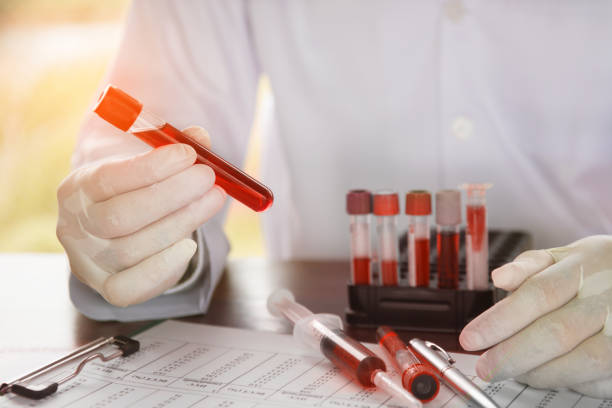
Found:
182,259 -> 464,350
0,254 -> 464,378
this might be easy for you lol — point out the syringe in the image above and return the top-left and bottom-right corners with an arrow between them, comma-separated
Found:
267,289 -> 422,408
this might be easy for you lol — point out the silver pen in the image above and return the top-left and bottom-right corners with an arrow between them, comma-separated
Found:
408,339 -> 499,408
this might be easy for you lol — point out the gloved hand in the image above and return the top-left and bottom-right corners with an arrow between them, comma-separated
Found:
459,235 -> 612,398
56,126 -> 226,307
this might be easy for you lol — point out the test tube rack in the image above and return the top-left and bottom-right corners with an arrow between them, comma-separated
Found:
346,229 -> 532,333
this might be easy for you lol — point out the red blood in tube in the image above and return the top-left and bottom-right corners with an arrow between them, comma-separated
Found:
437,232 -> 459,289
467,205 -> 486,251
352,257 -> 371,285
414,238 -> 430,287
133,124 -> 274,212
381,260 -> 398,286
321,329 -> 386,387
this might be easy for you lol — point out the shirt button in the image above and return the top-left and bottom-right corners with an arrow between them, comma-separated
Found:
451,116 -> 474,140
445,0 -> 466,23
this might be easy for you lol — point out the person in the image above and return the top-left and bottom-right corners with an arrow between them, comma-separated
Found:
56,1 -> 612,397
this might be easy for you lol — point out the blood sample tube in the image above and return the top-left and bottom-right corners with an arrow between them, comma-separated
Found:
373,191 -> 400,286
93,85 -> 273,212
435,190 -> 461,289
376,326 -> 440,402
405,191 -> 432,287
346,190 -> 372,285
462,183 -> 493,290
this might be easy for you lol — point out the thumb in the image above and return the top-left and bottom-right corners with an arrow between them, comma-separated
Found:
182,125 -> 211,149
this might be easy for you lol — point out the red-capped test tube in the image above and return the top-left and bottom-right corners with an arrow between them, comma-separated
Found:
346,190 -> 372,285
376,326 -> 440,402
462,183 -> 493,290
93,85 -> 274,212
436,190 -> 461,289
405,191 -> 432,287
374,191 -> 400,286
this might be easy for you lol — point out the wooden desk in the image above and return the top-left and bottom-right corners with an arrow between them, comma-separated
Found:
0,254 -> 463,379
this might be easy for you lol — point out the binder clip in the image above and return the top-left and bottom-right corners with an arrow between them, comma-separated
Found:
0,335 -> 139,400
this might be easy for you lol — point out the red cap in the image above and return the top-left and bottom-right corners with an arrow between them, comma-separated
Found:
346,190 -> 372,214
93,85 -> 143,132
403,366 -> 440,402
373,190 -> 399,216
405,190 -> 432,215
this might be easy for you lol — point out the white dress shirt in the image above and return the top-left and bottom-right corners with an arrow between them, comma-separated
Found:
70,0 -> 612,321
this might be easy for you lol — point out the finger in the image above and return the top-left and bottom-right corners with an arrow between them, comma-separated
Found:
473,294 -> 609,382
460,257 -> 582,350
182,126 -> 211,149
93,186 -> 226,271
80,143 -> 197,202
101,238 -> 197,307
62,240 -> 111,292
84,164 -> 215,239
570,376 -> 612,399
491,249 -> 555,291
514,314 -> 612,388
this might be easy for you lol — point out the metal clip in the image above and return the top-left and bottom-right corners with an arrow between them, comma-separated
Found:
424,340 -> 456,365
1,335 -> 139,400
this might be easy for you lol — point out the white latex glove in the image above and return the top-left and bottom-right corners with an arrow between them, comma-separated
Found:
459,235 -> 612,398
57,126 -> 226,307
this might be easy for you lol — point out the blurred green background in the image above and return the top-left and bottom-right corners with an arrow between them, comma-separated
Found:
0,0 -> 264,257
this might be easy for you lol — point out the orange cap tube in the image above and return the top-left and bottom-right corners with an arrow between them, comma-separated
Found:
94,85 -> 143,132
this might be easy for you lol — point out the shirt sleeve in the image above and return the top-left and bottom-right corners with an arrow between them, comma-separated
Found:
69,0 -> 261,321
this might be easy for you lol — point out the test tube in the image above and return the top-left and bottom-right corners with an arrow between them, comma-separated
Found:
93,85 -> 274,212
436,190 -> 461,289
462,183 -> 493,290
374,191 -> 400,286
346,190 -> 372,285
405,191 -> 432,287
376,326 -> 440,402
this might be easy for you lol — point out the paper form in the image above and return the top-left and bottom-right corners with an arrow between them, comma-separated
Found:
1,320 -> 610,408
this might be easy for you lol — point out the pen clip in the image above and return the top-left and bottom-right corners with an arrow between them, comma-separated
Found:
424,341 -> 456,365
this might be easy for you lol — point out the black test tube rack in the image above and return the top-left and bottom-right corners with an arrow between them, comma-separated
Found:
346,229 -> 532,333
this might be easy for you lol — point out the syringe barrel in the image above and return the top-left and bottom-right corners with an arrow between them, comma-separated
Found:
316,320 -> 386,387
269,291 -> 388,391
93,85 -> 274,212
